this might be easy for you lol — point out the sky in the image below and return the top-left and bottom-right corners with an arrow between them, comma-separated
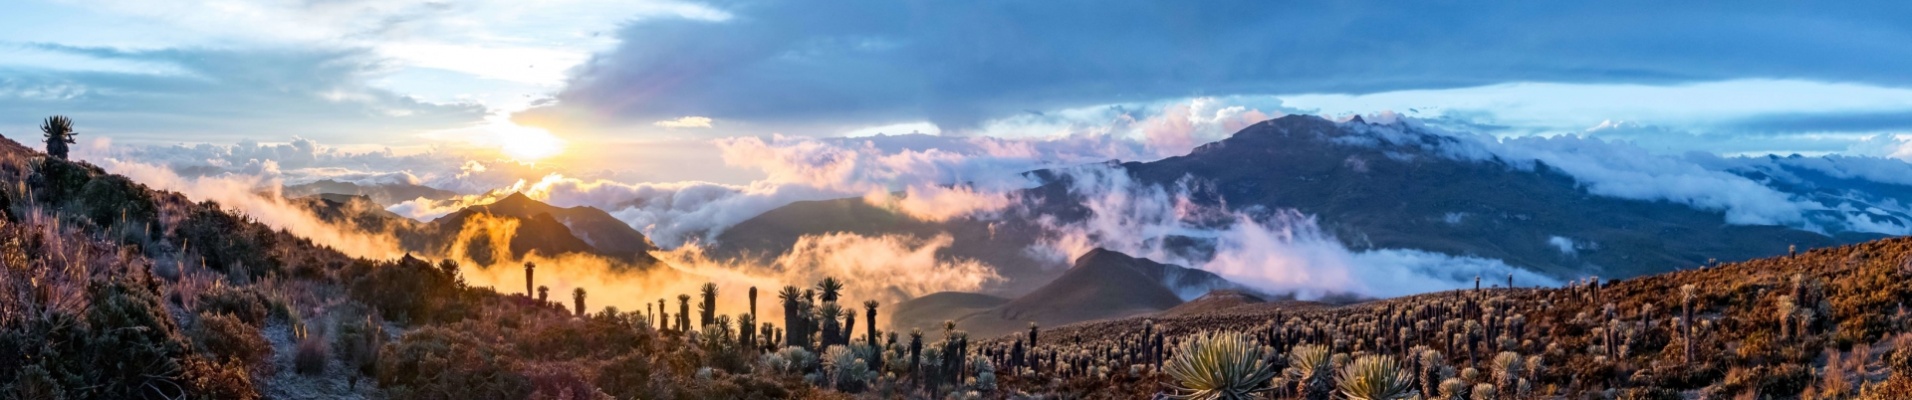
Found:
12,1 -> 1912,298
4,1 -> 1912,190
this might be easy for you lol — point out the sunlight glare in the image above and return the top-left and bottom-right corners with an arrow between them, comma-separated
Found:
493,124 -> 567,162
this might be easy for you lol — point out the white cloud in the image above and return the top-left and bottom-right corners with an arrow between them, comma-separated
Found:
653,116 -> 714,129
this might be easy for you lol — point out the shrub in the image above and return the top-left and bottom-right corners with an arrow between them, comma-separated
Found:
73,174 -> 158,228
349,256 -> 467,324
181,356 -> 261,400
1164,331 -> 1277,400
377,326 -> 531,400
1,364 -> 68,400
81,277 -> 196,399
195,285 -> 273,326
333,314 -> 384,389
192,311 -> 271,369
30,156 -> 93,204
295,336 -> 328,376
598,353 -> 666,399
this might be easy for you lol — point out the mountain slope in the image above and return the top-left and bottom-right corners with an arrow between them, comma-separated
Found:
892,248 -> 1239,338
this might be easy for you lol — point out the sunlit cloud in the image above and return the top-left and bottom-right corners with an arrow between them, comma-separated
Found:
653,116 -> 714,129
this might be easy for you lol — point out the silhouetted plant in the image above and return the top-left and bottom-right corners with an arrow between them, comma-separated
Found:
815,277 -> 844,302
700,282 -> 717,328
40,115 -> 76,160
523,262 -> 535,297
573,287 -> 587,317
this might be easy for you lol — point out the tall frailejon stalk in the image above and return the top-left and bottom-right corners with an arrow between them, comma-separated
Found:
677,294 -> 691,332
523,262 -> 535,298
779,286 -> 802,347
864,300 -> 879,349
1680,284 -> 1697,363
864,300 -> 881,371
573,287 -> 587,317
699,282 -> 717,328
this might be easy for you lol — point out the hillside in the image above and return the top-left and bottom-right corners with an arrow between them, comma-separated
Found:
972,234 -> 1912,398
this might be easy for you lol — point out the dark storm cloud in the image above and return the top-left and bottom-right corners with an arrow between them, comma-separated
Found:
0,44 -> 485,144
520,0 -> 1912,135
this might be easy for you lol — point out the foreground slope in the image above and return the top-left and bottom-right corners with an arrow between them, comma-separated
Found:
974,234 -> 1912,398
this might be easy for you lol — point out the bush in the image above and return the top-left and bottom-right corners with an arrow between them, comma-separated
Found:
349,256 -> 467,324
30,156 -> 94,204
196,285 -> 274,326
192,311 -> 271,369
376,326 -> 532,400
81,277 -> 196,399
177,201 -> 279,276
73,174 -> 158,228
181,356 -> 261,400
334,313 -> 385,389
295,337 -> 328,376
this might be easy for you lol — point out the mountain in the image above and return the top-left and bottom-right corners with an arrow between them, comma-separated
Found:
892,248 -> 1239,338
444,192 -> 659,257
296,192 -> 660,266
719,114 -> 1874,299
282,179 -> 459,206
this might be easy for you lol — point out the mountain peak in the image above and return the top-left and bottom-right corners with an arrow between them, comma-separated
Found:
495,191 -> 537,206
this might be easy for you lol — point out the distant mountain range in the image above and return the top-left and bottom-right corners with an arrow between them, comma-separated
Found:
283,179 -> 459,205
713,115 -> 1877,298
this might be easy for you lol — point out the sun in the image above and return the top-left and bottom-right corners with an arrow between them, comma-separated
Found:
493,124 -> 567,162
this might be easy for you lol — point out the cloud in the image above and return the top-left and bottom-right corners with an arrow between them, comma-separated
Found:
654,116 -> 713,129
79,156 -> 407,260
1022,163 -> 1558,299
0,45 -> 486,144
523,1 -> 1912,136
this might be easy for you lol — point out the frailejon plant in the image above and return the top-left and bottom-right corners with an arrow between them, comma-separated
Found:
1288,344 -> 1334,400
1337,355 -> 1417,400
1164,331 -> 1277,400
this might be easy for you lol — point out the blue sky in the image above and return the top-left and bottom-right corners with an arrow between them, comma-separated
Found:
5,1 -> 1912,183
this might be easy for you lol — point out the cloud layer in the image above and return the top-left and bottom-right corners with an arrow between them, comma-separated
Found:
524,1 -> 1912,136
